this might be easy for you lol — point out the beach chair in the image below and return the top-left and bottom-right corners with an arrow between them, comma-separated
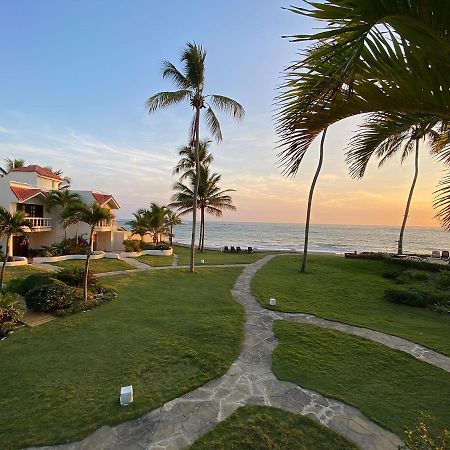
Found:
441,250 -> 449,260
223,246 -> 229,253
247,247 -> 253,253
236,246 -> 242,253
230,246 -> 236,253
431,250 -> 441,259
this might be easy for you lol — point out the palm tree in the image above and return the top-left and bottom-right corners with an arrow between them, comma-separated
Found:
146,42 -> 244,271
126,212 -> 151,240
45,189 -> 81,239
170,166 -> 235,251
62,203 -> 113,300
173,139 -> 214,181
346,112 -> 448,254
165,210 -> 182,246
138,203 -> 170,243
0,208 -> 32,286
44,167 -> 71,186
0,158 -> 25,176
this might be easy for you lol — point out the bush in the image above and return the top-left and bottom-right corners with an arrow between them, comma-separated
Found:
55,267 -> 98,288
438,270 -> 450,290
25,279 -> 82,312
34,238 -> 90,258
395,271 -> 430,285
141,242 -> 171,251
385,284 -> 450,308
123,239 -> 141,252
0,291 -> 23,337
16,273 -> 52,296
382,271 -> 401,280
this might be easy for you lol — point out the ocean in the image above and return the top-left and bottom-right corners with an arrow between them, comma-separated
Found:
117,220 -> 449,255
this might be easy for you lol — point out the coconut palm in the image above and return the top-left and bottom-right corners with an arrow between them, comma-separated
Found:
138,203 -> 170,243
45,189 -> 81,239
173,139 -> 214,181
146,42 -> 244,271
0,208 -> 32,286
165,210 -> 182,246
170,166 -> 235,251
346,112 -> 449,254
0,158 -> 25,176
126,212 -> 151,240
62,203 -> 113,301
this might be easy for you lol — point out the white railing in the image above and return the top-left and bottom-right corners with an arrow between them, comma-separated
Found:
96,219 -> 115,229
26,217 -> 52,230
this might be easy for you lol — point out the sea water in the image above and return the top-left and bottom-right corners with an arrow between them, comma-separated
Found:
117,220 -> 449,255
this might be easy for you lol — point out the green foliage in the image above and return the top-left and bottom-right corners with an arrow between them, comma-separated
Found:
123,239 -> 141,252
16,273 -> 52,296
39,238 -> 89,257
0,291 -> 23,337
385,284 -> 449,308
25,279 -> 82,312
395,271 -> 430,285
438,270 -> 450,290
398,412 -> 450,450
141,242 -> 171,251
55,267 -> 98,288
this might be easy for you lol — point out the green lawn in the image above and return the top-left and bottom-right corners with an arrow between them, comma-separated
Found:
47,258 -> 134,273
273,321 -> 450,436
0,268 -> 244,450
190,405 -> 357,450
173,245 -> 281,266
136,255 -> 174,267
252,255 -> 450,355
3,265 -> 45,282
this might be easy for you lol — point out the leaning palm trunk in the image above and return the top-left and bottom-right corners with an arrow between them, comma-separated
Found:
398,140 -> 419,255
301,129 -> 327,273
84,229 -> 94,301
0,236 -> 10,287
190,108 -> 201,271
199,206 -> 206,251
201,208 -> 206,252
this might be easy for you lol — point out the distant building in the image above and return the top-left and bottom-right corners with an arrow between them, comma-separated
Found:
0,164 -> 130,256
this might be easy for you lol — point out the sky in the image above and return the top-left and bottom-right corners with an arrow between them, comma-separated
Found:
0,0 -> 446,227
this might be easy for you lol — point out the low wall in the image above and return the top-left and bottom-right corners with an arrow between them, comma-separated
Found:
120,249 -> 173,258
33,252 -> 110,264
5,256 -> 28,267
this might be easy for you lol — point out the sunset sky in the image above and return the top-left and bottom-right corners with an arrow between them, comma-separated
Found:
0,0 -> 446,227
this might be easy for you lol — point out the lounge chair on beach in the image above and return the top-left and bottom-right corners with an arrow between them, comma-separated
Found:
230,246 -> 236,253
223,246 -> 229,253
236,246 -> 242,253
442,250 -> 449,260
432,250 -> 441,259
247,247 -> 253,253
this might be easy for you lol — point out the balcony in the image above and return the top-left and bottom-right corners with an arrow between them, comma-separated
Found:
95,219 -> 115,231
25,217 -> 52,232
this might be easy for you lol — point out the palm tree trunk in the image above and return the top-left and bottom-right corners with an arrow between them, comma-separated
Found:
301,129 -> 327,273
398,139 -> 419,255
198,212 -> 203,250
0,235 -> 10,287
190,108 -> 201,272
84,229 -> 94,301
200,206 -> 205,252
170,225 -> 173,246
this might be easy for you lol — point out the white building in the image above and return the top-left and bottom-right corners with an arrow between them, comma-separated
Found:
0,165 -> 129,256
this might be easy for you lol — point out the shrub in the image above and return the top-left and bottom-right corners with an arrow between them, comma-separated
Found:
141,242 -> 171,251
55,267 -> 98,288
382,271 -> 401,280
25,279 -> 82,312
438,270 -> 450,290
16,273 -> 52,296
385,284 -> 450,308
395,271 -> 430,285
123,239 -> 141,252
0,291 -> 23,337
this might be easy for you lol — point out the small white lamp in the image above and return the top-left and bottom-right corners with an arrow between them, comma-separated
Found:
120,385 -> 133,406
269,298 -> 276,306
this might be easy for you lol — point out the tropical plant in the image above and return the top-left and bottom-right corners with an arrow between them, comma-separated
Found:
170,165 -> 235,251
45,189 -> 81,239
0,158 -> 25,176
138,203 -> 170,243
346,113 -> 449,254
0,291 -> 23,337
61,202 -> 113,300
146,42 -> 244,271
0,208 -> 32,286
44,167 -> 71,185
126,212 -> 152,240
165,209 -> 182,246
173,139 -> 214,180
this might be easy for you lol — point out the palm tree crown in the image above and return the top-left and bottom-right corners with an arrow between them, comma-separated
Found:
173,139 -> 214,180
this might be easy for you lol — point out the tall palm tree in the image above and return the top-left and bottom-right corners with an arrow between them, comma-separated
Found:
146,42 -> 244,271
165,210 -> 182,246
173,139 -> 214,181
346,112 -> 448,254
138,203 -> 170,243
0,158 -> 25,176
170,166 -> 235,251
62,203 -> 113,300
45,189 -> 81,239
0,208 -> 32,286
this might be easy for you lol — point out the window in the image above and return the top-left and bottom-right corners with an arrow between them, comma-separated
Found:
17,203 -> 44,217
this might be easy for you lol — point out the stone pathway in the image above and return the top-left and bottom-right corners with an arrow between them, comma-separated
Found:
32,255 -> 403,450
120,257 -> 150,270
171,254 -> 179,267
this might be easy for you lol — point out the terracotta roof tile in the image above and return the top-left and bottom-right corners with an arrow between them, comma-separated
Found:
10,186 -> 46,202
12,165 -> 63,181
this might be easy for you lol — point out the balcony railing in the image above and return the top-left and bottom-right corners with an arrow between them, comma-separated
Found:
95,219 -> 115,230
25,217 -> 52,231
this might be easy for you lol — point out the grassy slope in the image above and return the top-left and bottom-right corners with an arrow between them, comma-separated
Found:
252,255 -> 450,355
173,245 -> 278,266
136,255 -> 174,267
0,268 -> 244,450
190,405 -> 358,450
2,265 -> 45,282
273,321 -> 450,436
48,258 -> 134,273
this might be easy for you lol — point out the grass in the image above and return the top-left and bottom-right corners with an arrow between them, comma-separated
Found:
47,258 -> 134,273
272,321 -> 450,436
173,245 -> 281,266
0,267 -> 244,450
251,255 -> 450,355
190,405 -> 358,450
3,265 -> 45,282
136,255 -> 174,267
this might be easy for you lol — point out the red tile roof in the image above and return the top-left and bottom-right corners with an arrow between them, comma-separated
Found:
10,186 -> 46,202
11,165 -> 63,181
92,192 -> 113,206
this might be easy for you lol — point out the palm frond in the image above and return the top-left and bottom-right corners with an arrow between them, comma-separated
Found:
433,171 -> 450,229
181,42 -> 206,89
145,90 -> 191,113
209,95 -> 245,121
204,107 -> 223,143
161,61 -> 190,89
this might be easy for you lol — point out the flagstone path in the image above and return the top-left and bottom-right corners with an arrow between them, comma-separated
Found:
31,255 -> 411,450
